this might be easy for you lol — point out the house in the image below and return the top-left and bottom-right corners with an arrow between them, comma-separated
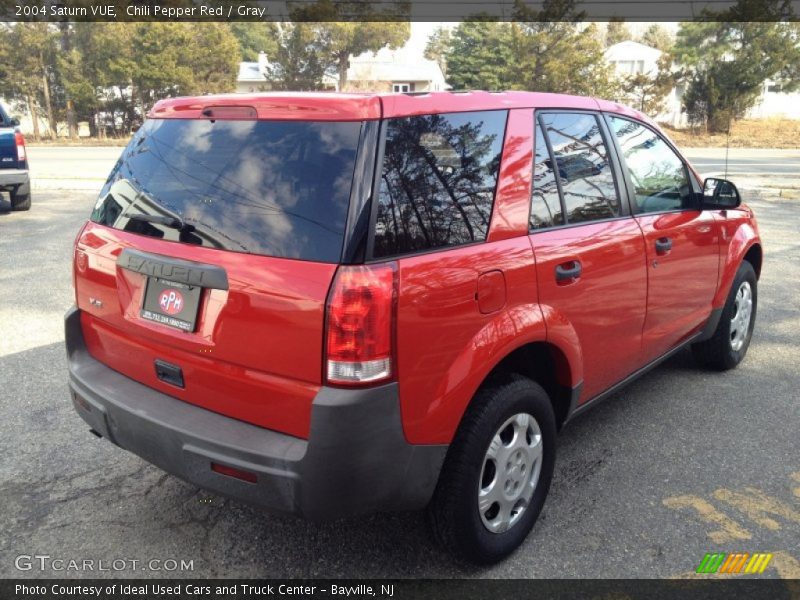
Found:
235,48 -> 448,94
236,51 -> 337,93
605,40 -> 800,127
604,40 -> 686,127
747,79 -> 800,120
343,48 -> 448,93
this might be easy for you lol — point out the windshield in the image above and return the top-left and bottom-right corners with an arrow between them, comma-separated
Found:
91,118 -> 362,263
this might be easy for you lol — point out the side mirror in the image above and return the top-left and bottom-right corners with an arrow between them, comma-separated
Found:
10,117 -> 20,127
702,177 -> 741,210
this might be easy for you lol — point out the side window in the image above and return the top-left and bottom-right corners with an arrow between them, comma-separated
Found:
610,116 -> 693,213
372,110 -> 507,258
539,112 -> 621,225
529,128 -> 564,229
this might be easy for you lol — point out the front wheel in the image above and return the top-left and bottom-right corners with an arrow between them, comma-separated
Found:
692,260 -> 757,370
427,374 -> 556,564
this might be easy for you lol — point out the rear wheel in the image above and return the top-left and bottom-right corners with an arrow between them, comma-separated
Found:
692,260 -> 757,370
10,188 -> 31,211
427,374 -> 556,564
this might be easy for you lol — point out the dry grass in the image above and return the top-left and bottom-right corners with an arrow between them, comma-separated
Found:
663,118 -> 800,149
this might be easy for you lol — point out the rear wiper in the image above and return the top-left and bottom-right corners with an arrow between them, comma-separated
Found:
127,213 -> 192,231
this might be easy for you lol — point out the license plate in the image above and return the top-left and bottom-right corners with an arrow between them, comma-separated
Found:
141,277 -> 202,332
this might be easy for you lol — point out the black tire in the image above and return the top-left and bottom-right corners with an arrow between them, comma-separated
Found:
10,190 -> 31,211
427,374 -> 556,564
692,260 -> 757,371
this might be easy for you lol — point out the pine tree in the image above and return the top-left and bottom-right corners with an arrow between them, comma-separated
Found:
675,2 -> 800,132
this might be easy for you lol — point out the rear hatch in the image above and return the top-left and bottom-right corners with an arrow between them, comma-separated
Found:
74,110 -> 365,438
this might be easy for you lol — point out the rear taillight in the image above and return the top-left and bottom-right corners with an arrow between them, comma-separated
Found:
325,263 -> 397,386
14,132 -> 26,162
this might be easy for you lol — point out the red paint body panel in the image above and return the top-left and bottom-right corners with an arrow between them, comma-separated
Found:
634,210 -> 721,362
530,220 -> 648,402
150,93 -> 382,121
712,208 -> 762,308
74,222 -> 335,438
487,109 -> 534,242
395,237 -> 544,445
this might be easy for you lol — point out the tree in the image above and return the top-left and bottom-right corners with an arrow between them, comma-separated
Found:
605,18 -> 631,47
0,23 -> 59,139
640,24 -> 674,52
130,23 -> 195,118
186,23 -> 241,94
54,23 -> 134,137
675,1 -> 800,132
230,22 -> 278,62
289,1 -> 410,90
618,54 -> 677,115
510,20 -> 618,97
445,20 -> 515,90
424,25 -> 452,77
444,1 -> 616,97
265,23 -> 329,91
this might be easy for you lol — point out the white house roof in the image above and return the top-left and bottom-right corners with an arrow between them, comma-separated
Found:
238,62 -> 266,83
237,48 -> 447,91
348,57 -> 445,83
347,47 -> 446,86
237,57 -> 337,87
604,40 -> 663,63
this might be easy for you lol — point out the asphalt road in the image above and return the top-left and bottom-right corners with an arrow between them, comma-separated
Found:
683,148 -> 800,177
0,165 -> 798,579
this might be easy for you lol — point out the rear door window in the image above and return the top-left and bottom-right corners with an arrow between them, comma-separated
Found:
91,118 -> 362,263
372,110 -> 507,258
537,112 -> 621,225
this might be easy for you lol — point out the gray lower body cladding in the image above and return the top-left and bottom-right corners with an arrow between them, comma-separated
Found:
0,169 -> 29,193
65,307 -> 447,520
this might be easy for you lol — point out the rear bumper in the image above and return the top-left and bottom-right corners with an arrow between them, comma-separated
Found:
65,307 -> 446,520
0,168 -> 28,189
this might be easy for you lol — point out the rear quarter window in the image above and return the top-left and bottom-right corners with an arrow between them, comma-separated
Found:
372,110 -> 507,258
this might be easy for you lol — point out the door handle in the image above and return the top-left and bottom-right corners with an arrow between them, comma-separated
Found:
555,260 -> 582,283
655,237 -> 673,255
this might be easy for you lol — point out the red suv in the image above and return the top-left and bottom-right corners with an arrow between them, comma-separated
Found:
66,92 -> 761,564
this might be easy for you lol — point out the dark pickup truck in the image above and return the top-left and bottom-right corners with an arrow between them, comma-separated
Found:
0,103 -> 30,211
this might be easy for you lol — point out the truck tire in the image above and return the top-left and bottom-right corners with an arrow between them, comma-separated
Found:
692,260 -> 757,371
10,189 -> 31,211
427,374 -> 556,564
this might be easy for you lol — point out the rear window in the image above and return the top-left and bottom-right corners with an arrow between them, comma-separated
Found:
91,118 -> 362,263
372,110 -> 507,258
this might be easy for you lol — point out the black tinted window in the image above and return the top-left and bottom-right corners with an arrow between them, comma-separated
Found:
540,113 -> 620,224
372,110 -> 507,258
91,118 -> 361,263
530,128 -> 564,229
610,117 -> 693,213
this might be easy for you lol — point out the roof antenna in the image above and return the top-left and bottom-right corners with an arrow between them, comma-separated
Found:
724,113 -> 731,180
724,92 -> 732,180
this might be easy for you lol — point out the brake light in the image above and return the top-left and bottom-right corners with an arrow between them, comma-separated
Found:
14,132 -> 26,162
325,263 -> 396,386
